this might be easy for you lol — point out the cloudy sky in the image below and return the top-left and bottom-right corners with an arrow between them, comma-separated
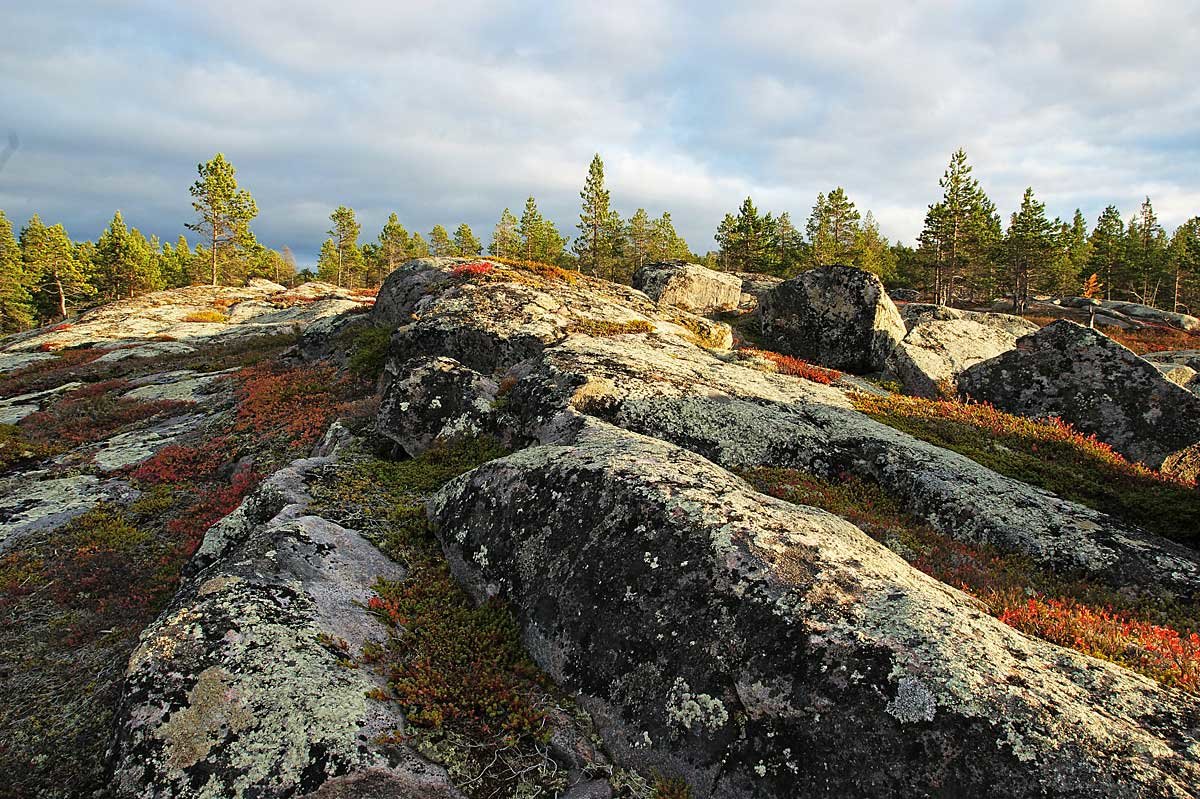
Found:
1,1 -> 1197,265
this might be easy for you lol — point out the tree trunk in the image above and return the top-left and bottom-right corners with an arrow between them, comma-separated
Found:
54,272 -> 66,319
211,228 -> 218,286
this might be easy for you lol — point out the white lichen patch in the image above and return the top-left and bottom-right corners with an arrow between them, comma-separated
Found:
885,676 -> 938,723
666,677 -> 729,733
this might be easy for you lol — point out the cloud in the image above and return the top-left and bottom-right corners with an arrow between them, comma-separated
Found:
1,0 -> 1198,265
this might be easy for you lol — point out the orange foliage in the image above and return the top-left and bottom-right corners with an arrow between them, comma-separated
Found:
233,362 -> 360,451
738,347 -> 841,384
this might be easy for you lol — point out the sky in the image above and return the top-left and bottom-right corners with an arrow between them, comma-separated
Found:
1,0 -> 1198,266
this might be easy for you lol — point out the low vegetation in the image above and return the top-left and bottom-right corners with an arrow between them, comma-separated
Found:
742,466 -> 1200,693
311,439 -> 583,797
17,379 -> 192,447
1024,314 -> 1198,355
569,318 -> 655,337
853,393 -> 1200,546
182,309 -> 228,323
737,347 -> 841,384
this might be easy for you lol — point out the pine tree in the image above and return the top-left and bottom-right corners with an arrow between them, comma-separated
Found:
0,210 -> 35,332
95,210 -> 161,299
917,149 -> 1000,304
1168,217 -> 1200,313
716,198 -> 772,272
574,154 -> 623,278
649,212 -> 690,263
518,197 -> 565,264
626,208 -> 653,271
1125,197 -> 1168,305
489,208 -> 521,259
21,215 -> 95,320
773,212 -> 806,277
409,232 -> 430,258
327,206 -> 362,287
853,211 -> 896,280
316,239 -> 340,283
378,213 -> 412,274
1004,187 -> 1055,313
159,235 -> 193,288
186,153 -> 258,286
452,223 -> 482,257
429,224 -> 453,257
1087,205 -> 1124,301
807,188 -> 861,267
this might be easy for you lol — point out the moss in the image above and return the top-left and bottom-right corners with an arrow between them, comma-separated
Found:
666,313 -> 727,349
347,324 -> 392,381
182,310 -> 229,324
0,423 -> 64,471
569,318 -> 655,337
652,775 -> 694,799
851,393 -> 1200,547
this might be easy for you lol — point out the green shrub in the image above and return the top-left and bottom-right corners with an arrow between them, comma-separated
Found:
347,325 -> 392,380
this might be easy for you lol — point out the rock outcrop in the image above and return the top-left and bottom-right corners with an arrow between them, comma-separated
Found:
759,265 -> 906,373
431,419 -> 1200,797
959,320 -> 1200,467
110,441 -> 462,799
632,261 -> 742,314
886,317 -> 1028,397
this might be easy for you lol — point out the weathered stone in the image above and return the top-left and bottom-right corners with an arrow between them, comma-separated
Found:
377,355 -> 514,457
888,288 -> 920,302
110,454 -> 460,799
632,261 -> 742,314
506,332 -> 1200,605
759,265 -> 906,373
732,272 -> 783,312
1100,300 -> 1200,333
898,303 -> 1040,338
430,420 -> 1200,798
1162,443 -> 1200,483
959,320 -> 1200,467
886,318 -> 1023,397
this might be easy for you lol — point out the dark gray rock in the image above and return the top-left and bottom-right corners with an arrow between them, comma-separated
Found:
377,355 -> 514,457
759,265 -> 906,373
430,420 -> 1200,799
959,320 -> 1200,467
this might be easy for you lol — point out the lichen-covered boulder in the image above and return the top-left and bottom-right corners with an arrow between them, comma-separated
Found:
732,272 -> 783,312
110,453 -> 461,799
885,318 -> 1023,397
898,303 -> 1040,339
1100,300 -> 1200,333
959,320 -> 1200,467
430,420 -> 1200,798
632,261 -> 742,314
377,355 -> 514,457
507,332 -> 1200,605
759,265 -> 906,373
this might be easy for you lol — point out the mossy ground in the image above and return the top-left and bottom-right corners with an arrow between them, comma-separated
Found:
852,392 -> 1200,548
742,466 -> 1200,692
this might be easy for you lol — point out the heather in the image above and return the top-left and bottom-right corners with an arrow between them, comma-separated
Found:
853,392 -> 1200,546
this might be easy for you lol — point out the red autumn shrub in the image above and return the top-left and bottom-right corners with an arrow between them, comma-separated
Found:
1001,598 -> 1200,692
19,380 -> 193,445
451,261 -> 495,278
738,347 -> 841,384
130,436 -> 232,485
233,363 -> 358,452
166,465 -> 261,555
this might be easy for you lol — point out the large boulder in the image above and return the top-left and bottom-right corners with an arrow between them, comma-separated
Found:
759,265 -> 906,373
110,448 -> 463,799
958,320 -> 1200,467
898,303 -> 1040,338
1100,300 -> 1200,333
430,420 -> 1200,798
632,261 -> 742,314
732,272 -> 784,312
885,317 -> 1025,397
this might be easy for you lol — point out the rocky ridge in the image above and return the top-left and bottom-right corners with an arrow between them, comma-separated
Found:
2,258 -> 1200,798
